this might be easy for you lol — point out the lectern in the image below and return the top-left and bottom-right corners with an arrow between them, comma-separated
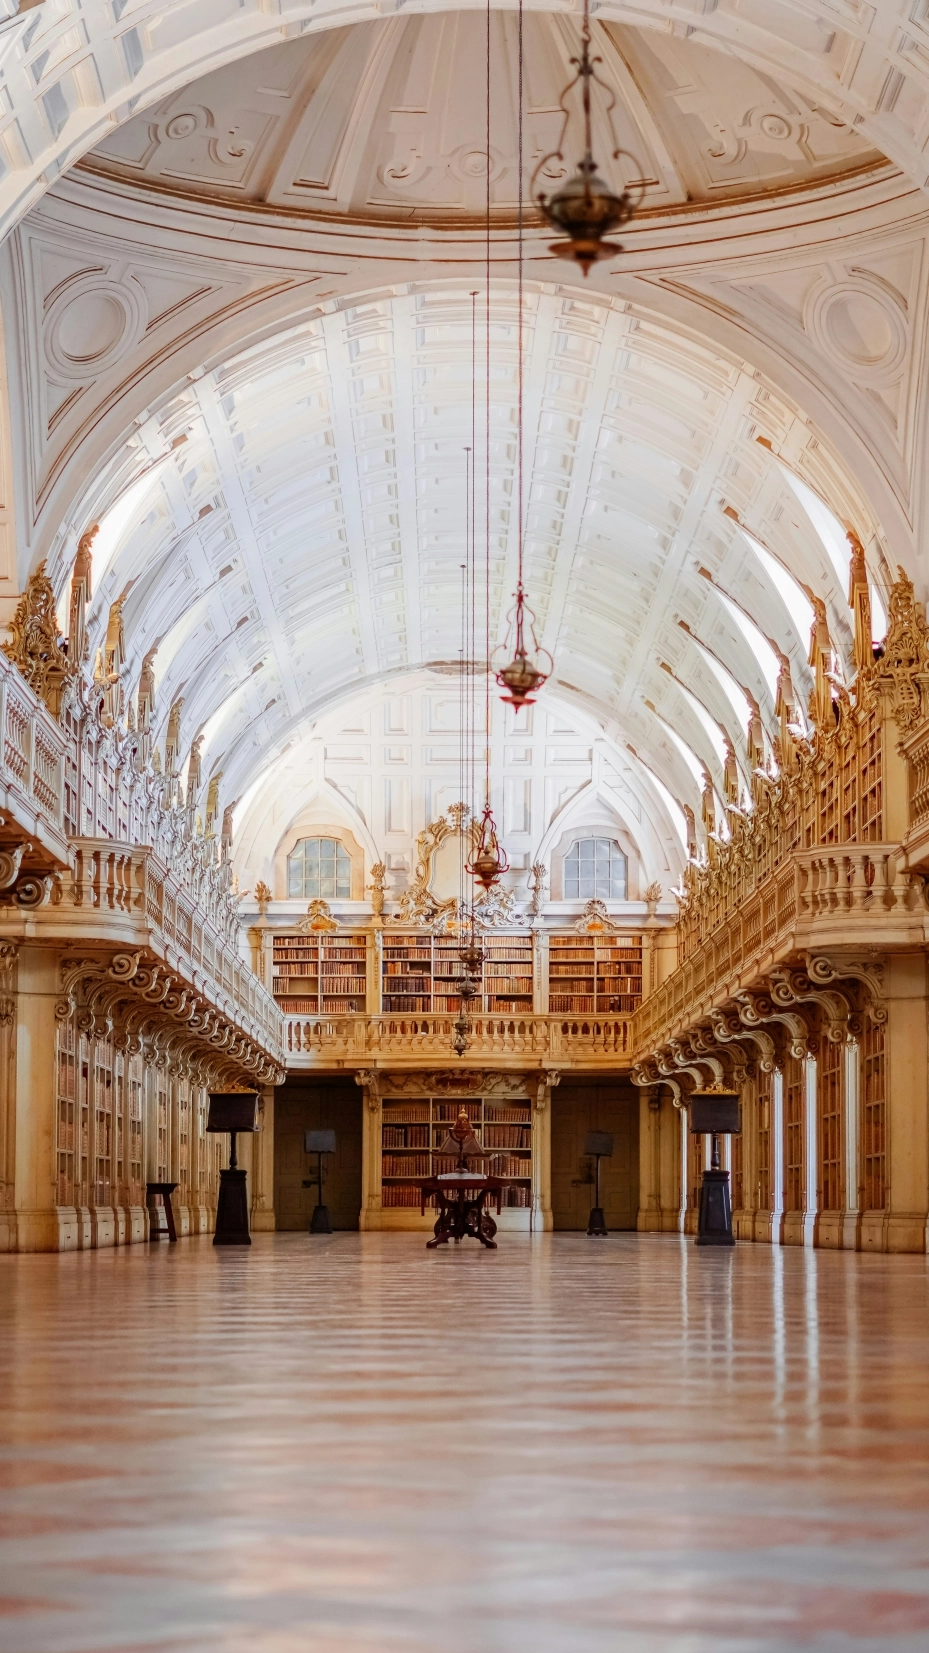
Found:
689,1089 -> 740,1247
583,1130 -> 614,1236
207,1092 -> 259,1246
303,1129 -> 336,1233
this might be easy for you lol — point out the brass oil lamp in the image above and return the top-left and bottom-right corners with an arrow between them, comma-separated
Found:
495,586 -> 552,711
533,0 -> 645,277
467,804 -> 510,890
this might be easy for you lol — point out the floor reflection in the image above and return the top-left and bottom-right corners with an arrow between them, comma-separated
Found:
0,1233 -> 927,1652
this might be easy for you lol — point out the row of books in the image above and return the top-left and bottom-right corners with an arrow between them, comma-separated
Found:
383,1154 -> 431,1176
482,1126 -> 531,1148
273,947 -> 367,960
382,1125 -> 430,1148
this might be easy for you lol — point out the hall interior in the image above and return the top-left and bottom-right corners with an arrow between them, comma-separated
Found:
1,0 -> 929,1645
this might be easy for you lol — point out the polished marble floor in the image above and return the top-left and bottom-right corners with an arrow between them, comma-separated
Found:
0,1232 -> 928,1652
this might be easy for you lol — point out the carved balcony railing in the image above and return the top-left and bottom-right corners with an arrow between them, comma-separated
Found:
634,843 -> 919,1058
57,841 -> 285,1067
283,1013 -> 634,1067
0,650 -> 68,864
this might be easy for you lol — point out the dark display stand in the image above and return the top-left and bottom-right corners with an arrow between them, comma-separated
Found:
303,1129 -> 336,1234
690,1091 -> 740,1248
207,1093 -> 259,1247
583,1130 -> 613,1236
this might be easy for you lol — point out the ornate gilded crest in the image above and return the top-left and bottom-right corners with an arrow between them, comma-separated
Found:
2,562 -> 74,716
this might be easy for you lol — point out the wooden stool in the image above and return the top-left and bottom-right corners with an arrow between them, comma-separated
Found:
146,1182 -> 178,1242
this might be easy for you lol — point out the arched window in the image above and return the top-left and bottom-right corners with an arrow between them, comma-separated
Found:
287,837 -> 351,899
564,838 -> 627,901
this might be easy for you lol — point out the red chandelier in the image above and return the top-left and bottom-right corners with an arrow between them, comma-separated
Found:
467,803 -> 510,890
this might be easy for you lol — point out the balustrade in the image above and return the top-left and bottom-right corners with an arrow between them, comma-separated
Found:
0,652 -> 67,862
283,1012 -> 634,1066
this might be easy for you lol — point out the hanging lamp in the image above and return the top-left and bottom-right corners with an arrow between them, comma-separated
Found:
467,803 -> 510,890
495,589 -> 552,710
464,11 -> 510,900
533,0 -> 644,276
494,0 -> 553,711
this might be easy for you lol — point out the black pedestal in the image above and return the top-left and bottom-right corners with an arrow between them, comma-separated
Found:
213,1167 -> 251,1246
696,1168 -> 735,1246
310,1205 -> 332,1234
587,1206 -> 608,1236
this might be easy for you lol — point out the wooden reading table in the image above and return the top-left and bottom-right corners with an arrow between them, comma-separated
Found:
420,1170 -> 506,1249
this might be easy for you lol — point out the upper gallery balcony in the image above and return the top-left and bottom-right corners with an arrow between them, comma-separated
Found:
0,566 -> 284,1084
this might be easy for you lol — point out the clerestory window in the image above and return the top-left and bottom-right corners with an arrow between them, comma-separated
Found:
564,837 -> 627,901
287,837 -> 351,899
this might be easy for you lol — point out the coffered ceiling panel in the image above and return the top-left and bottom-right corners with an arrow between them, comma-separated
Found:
84,15 -> 877,224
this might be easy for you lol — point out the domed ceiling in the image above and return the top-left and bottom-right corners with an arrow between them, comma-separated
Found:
83,13 -> 878,225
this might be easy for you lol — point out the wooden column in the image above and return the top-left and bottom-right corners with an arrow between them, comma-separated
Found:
10,945 -> 69,1251
250,1083 -> 277,1232
803,1054 -> 818,1249
636,1085 -> 662,1232
531,1073 -> 557,1232
356,1070 -> 381,1230
843,1040 -> 861,1251
881,954 -> 929,1253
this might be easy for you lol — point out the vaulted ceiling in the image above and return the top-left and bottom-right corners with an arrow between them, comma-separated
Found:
60,282 -> 875,865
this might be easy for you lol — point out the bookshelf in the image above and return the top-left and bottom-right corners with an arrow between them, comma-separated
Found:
272,933 -> 368,1014
380,1095 -> 532,1211
381,932 -> 534,1014
547,933 -> 643,1014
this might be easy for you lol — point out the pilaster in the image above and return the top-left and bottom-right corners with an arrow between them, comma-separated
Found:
10,945 -> 69,1251
802,1054 -> 818,1248
356,1070 -> 381,1230
843,1040 -> 861,1250
881,953 -> 929,1254
531,1073 -> 557,1232
637,1086 -> 662,1232
251,1083 -> 276,1232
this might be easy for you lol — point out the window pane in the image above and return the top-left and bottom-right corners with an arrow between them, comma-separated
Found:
287,837 -> 353,899
566,837 -> 626,901
336,844 -> 351,898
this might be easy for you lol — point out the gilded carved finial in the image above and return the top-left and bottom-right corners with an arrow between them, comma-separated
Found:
808,596 -> 834,731
528,861 -> 548,919
2,561 -> 74,717
186,733 -> 203,799
136,646 -> 157,741
69,524 -> 96,668
367,861 -> 387,918
847,528 -> 873,677
700,769 -> 716,838
205,771 -> 223,834
164,697 -> 184,774
254,879 -> 272,915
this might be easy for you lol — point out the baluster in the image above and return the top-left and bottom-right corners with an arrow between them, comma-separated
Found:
848,850 -> 868,913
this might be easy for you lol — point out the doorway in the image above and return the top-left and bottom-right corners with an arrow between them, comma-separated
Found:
551,1077 -> 639,1230
275,1077 -> 362,1230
